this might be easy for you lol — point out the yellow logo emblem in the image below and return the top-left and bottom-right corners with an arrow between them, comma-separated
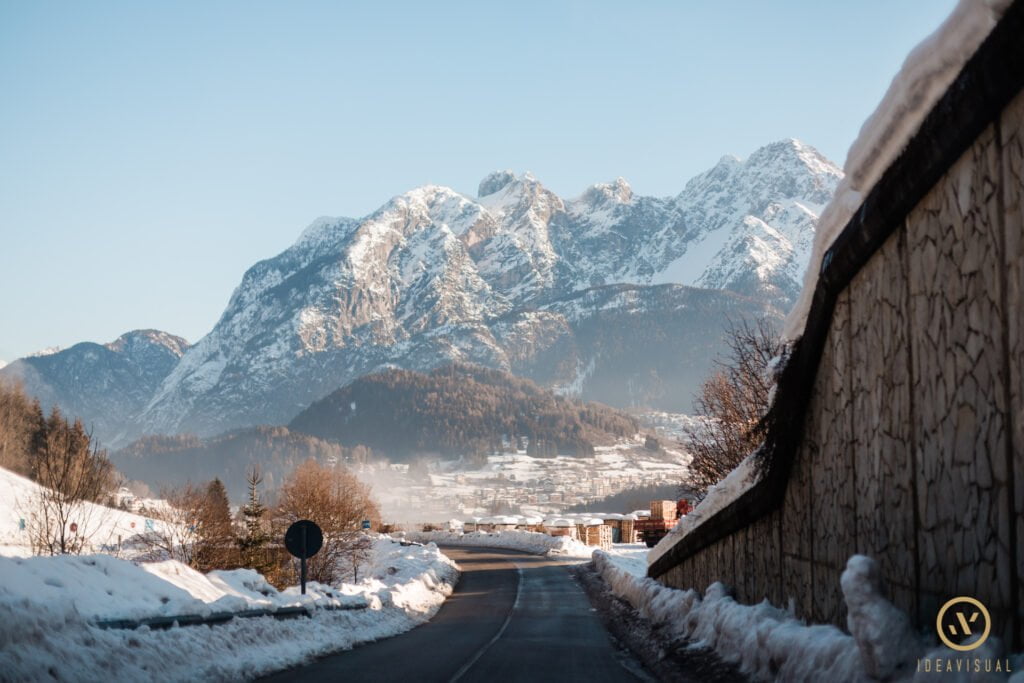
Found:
936,597 -> 991,652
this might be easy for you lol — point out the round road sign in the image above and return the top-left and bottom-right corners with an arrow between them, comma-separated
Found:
284,520 -> 323,559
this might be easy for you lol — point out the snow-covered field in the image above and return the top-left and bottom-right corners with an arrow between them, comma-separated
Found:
361,440 -> 690,522
0,466 -> 176,558
594,551 -> 1024,682
0,538 -> 459,681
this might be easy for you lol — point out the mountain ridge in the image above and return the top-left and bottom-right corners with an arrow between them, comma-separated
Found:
5,139 -> 841,445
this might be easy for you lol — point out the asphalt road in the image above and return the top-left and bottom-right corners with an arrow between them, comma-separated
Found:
260,546 -> 645,683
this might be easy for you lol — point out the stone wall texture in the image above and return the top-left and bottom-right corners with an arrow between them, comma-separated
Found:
655,89 -> 1024,649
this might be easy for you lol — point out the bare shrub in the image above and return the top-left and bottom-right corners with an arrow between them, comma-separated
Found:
275,459 -> 380,584
25,409 -> 117,554
684,318 -> 782,495
136,483 -> 206,565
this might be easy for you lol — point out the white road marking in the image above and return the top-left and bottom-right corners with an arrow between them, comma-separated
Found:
449,561 -> 524,682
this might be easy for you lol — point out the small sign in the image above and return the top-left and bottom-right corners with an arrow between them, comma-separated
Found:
361,520 -> 371,530
284,520 -> 323,559
284,520 -> 323,596
145,519 -> 154,531
18,518 -> 24,531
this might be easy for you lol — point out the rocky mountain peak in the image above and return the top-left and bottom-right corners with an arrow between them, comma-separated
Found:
478,170 -> 518,197
106,329 -> 190,358
19,140 -> 842,444
578,177 -> 633,207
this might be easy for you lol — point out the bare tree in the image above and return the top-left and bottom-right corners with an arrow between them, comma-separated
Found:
275,459 -> 380,584
25,409 -> 116,554
194,478 -> 235,571
684,318 -> 783,495
136,483 -> 206,565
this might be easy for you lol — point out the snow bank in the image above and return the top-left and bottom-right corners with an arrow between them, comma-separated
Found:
406,529 -> 595,559
600,543 -> 649,579
597,552 -> 1024,682
0,538 -> 459,681
784,0 -> 1013,341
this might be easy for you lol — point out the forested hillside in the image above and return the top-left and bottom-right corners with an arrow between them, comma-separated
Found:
289,363 -> 639,461
113,427 -> 368,501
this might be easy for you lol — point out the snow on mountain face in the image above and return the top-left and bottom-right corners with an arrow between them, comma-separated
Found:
0,330 -> 189,446
133,139 -> 839,439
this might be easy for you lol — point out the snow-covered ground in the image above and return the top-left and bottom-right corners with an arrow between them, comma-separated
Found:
594,551 -> 1024,682
0,465 -> 177,558
0,537 -> 459,681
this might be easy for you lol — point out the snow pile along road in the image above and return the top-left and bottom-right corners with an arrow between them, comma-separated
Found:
406,529 -> 595,558
593,551 -> 1024,682
0,554 -> 368,623
0,538 -> 459,681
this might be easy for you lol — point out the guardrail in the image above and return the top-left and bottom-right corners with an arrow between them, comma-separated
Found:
95,601 -> 368,631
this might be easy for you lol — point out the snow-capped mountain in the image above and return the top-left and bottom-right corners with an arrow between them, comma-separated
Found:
0,330 -> 189,445
133,139 -> 839,439
7,140 -> 839,444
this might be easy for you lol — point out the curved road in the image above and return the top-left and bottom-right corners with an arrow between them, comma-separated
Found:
260,546 -> 645,683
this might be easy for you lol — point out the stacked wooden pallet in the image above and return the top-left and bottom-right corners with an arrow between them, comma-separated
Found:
649,500 -> 677,520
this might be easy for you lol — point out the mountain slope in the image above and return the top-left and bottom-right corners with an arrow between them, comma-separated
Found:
0,330 -> 189,445
134,139 -> 838,438
288,364 -> 639,461
14,139 -> 839,443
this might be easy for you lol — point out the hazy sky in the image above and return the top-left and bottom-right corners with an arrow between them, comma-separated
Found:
0,0 -> 958,361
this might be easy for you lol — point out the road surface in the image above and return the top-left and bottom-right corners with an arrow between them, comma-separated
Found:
260,546 -> 645,683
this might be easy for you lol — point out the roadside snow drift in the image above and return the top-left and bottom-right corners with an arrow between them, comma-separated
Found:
0,538 -> 459,681
594,552 -> 1024,682
406,529 -> 594,558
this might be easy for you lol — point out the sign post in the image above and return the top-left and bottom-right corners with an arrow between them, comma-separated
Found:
284,520 -> 323,595
361,520 -> 371,531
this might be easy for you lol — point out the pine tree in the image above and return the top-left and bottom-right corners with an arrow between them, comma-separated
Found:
237,466 -> 273,574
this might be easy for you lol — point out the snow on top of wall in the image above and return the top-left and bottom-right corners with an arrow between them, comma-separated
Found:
647,453 -> 760,567
784,0 -> 1013,341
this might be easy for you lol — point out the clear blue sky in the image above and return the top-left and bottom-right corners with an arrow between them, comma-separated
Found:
0,0 -> 957,361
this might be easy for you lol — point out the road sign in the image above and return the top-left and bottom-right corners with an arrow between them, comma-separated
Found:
284,520 -> 323,595
145,519 -> 154,531
361,520 -> 371,530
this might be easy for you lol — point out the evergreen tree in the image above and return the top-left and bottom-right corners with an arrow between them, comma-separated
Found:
237,466 -> 272,574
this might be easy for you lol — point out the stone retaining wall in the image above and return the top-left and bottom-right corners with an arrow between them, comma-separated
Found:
652,50 -> 1024,650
